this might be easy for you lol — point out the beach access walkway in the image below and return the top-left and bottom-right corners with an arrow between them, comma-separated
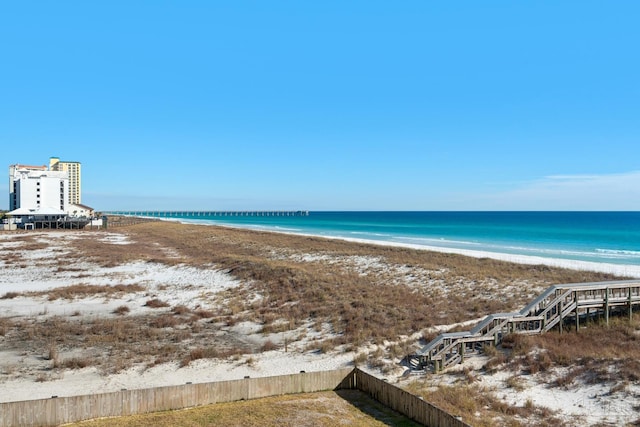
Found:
408,279 -> 640,372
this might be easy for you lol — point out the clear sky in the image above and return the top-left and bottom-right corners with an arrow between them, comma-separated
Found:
1,1 -> 639,211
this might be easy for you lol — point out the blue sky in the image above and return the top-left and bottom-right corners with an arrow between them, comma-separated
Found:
1,1 -> 639,211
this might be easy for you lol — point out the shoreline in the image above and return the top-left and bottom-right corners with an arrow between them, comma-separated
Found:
169,217 -> 640,279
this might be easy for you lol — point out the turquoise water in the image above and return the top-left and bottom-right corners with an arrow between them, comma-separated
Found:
135,211 -> 640,267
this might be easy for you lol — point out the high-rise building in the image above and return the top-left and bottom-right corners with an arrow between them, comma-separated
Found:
49,157 -> 81,204
9,164 -> 69,213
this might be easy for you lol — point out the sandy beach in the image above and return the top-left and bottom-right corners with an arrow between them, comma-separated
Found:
173,215 -> 640,279
1,222 -> 638,426
298,233 -> 640,279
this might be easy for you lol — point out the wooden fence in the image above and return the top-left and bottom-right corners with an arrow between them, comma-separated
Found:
0,368 -> 470,427
353,369 -> 471,427
102,215 -> 159,228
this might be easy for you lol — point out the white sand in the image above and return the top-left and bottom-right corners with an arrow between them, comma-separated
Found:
1,229 -> 638,425
420,357 -> 640,426
0,231 -> 357,403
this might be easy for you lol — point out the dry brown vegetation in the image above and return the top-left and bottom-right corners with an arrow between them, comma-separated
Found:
0,220 -> 631,394
0,235 -> 50,252
112,305 -> 130,315
401,318 -> 640,426
495,318 -> 640,390
144,298 -> 170,308
64,220 -> 624,355
405,380 -> 566,427
27,284 -> 146,301
0,312 -> 254,375
0,292 -> 20,299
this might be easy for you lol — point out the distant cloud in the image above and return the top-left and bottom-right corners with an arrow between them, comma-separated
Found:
478,171 -> 640,210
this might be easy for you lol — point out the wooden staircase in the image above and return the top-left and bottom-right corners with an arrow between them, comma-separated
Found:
407,280 -> 640,372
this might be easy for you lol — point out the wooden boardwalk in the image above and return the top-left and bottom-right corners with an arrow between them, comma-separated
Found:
106,210 -> 309,218
408,279 -> 640,372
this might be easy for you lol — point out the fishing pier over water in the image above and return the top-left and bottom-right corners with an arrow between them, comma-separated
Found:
107,210 -> 310,218
408,279 -> 640,372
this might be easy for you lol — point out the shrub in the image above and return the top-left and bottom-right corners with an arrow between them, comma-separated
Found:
61,357 -> 92,369
261,340 -> 278,352
149,314 -> 179,328
47,343 -> 59,364
113,305 -> 130,315
1,292 -> 20,299
145,298 -> 169,308
193,309 -> 214,319
172,305 -> 191,315
353,352 -> 367,367
505,375 -> 526,391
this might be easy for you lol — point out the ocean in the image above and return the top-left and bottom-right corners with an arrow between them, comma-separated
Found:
136,211 -> 640,269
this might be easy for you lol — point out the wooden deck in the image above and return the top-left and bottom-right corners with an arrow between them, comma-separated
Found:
408,279 -> 640,372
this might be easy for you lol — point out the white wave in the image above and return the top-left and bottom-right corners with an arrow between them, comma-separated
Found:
596,248 -> 640,256
497,245 -> 598,258
392,238 -> 640,263
272,226 -> 303,232
394,236 -> 482,246
334,236 -> 640,278
348,231 -> 391,237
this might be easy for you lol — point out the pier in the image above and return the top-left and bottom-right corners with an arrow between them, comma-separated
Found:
407,279 -> 640,372
105,210 -> 310,218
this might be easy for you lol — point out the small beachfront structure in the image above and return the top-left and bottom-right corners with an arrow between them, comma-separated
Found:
68,203 -> 95,218
3,206 -> 68,230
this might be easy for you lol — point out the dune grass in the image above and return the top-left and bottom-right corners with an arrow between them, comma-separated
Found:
498,318 -> 640,387
403,318 -> 640,427
75,222 -> 621,343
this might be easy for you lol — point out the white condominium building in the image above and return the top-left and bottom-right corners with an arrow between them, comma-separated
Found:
9,164 -> 69,213
49,157 -> 81,205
